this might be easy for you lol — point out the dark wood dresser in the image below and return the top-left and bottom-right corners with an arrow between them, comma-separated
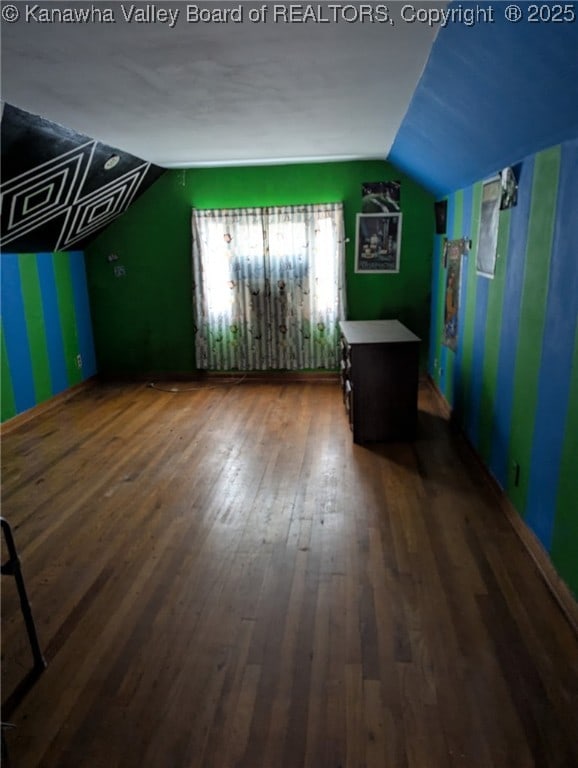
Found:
339,320 -> 420,443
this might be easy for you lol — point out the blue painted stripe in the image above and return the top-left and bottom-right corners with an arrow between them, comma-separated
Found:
525,139 -> 578,550
36,253 -> 69,395
0,255 -> 37,413
467,269 -> 490,447
439,194 -> 456,395
69,251 -> 97,377
452,184 -> 473,423
489,155 -> 535,487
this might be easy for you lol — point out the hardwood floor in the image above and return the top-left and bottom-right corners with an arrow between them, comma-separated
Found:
1,380 -> 577,768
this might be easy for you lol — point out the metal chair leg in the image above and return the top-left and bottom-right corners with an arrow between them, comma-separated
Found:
1,518 -> 47,672
1,722 -> 15,768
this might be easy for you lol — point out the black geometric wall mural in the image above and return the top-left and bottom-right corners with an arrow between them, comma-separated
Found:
1,103 -> 165,252
56,161 -> 151,250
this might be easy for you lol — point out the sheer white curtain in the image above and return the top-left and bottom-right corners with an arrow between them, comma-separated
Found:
192,203 -> 346,370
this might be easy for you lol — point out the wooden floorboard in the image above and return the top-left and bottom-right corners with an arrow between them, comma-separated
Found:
1,380 -> 577,768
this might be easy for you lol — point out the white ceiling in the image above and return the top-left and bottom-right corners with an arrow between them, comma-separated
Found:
1,2 -> 444,168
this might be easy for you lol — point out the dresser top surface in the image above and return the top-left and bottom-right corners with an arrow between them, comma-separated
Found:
340,320 -> 421,345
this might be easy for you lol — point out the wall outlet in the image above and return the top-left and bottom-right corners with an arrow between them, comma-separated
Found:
76,354 -> 83,369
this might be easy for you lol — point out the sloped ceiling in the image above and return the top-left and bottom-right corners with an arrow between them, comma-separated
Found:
389,7 -> 578,196
0,104 -> 164,252
1,1 -> 577,204
0,2 -> 444,167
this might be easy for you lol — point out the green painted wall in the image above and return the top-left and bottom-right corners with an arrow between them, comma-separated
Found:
428,139 -> 578,598
85,161 -> 434,374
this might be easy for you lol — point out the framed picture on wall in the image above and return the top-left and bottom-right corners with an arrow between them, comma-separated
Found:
500,165 -> 518,210
361,181 -> 401,212
355,212 -> 402,273
476,176 -> 501,278
442,238 -> 469,351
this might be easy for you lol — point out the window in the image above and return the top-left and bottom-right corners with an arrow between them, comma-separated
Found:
192,203 -> 345,370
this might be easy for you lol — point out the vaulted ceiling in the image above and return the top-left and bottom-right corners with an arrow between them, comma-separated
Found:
2,0 -> 578,202
1,2 -> 443,168
389,6 -> 578,195
0,103 -> 164,252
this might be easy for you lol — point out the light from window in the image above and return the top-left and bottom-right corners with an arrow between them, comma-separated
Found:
314,217 -> 337,312
204,223 -> 232,317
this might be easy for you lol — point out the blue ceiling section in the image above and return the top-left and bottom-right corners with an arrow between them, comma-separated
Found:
388,2 -> 578,197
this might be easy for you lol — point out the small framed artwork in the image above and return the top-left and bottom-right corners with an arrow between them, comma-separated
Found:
442,238 -> 469,351
355,212 -> 402,273
361,181 -> 401,212
476,176 -> 501,279
500,165 -> 518,210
